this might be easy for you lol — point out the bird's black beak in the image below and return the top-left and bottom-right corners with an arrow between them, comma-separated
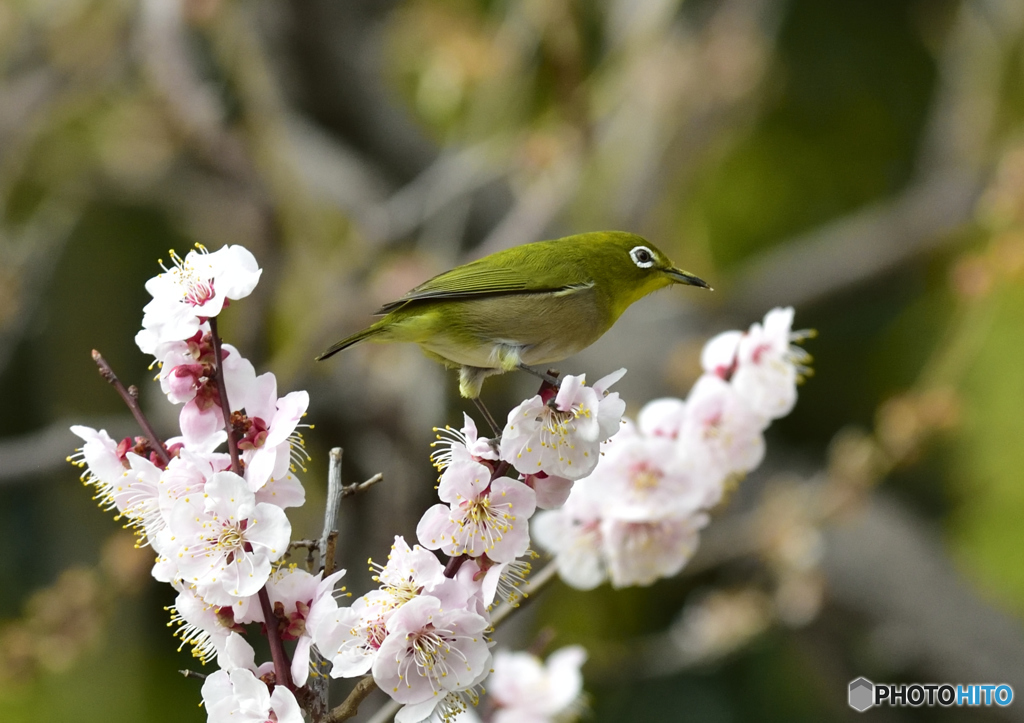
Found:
664,267 -> 712,290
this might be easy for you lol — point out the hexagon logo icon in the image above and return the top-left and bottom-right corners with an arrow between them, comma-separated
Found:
849,677 -> 874,712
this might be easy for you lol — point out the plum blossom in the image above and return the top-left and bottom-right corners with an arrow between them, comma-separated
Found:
587,435 -> 712,519
136,244 -> 261,356
417,464 -> 536,562
69,426 -> 172,545
700,329 -> 742,378
636,397 -> 687,439
263,566 -> 347,686
462,554 -> 537,609
731,306 -> 813,419
601,514 -> 708,588
314,589 -> 396,678
157,331 -> 254,405
524,471 -> 575,510
167,584 -> 245,665
201,634 -> 302,723
431,414 -> 498,473
233,372 -> 310,491
313,537 -> 465,680
531,489 -> 607,591
679,374 -> 767,477
533,398 -> 719,591
371,536 -> 448,603
168,471 -> 291,605
489,646 -> 587,723
373,595 -> 491,722
500,370 -> 626,480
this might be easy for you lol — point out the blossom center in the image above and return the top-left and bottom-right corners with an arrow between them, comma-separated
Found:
217,525 -> 244,551
630,465 -> 663,491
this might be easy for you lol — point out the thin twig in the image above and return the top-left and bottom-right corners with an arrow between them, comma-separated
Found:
340,473 -> 384,499
91,350 -> 170,465
472,397 -> 501,437
320,447 -> 345,574
288,539 -> 320,571
179,669 -> 207,681
289,539 -> 320,551
208,317 -> 241,476
323,675 -> 379,723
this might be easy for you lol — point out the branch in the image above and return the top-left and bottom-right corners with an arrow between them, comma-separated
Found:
91,351 -> 170,465
341,473 -> 384,499
206,319 -> 295,689
319,447 -> 344,575
323,675 -> 378,723
258,587 -> 295,691
179,669 -> 207,681
208,318 -> 241,476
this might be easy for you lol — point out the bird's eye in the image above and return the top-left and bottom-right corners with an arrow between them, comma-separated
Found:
630,245 -> 656,268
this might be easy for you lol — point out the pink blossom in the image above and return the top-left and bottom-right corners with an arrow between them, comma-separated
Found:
679,374 -> 767,477
499,370 -> 626,480
636,397 -> 687,439
601,514 -> 708,588
373,595 -> 491,712
265,567 -> 347,686
417,467 -> 536,562
489,646 -> 587,723
201,634 -> 301,723
168,471 -> 291,605
136,244 -> 261,355
524,471 -> 575,510
531,488 -> 607,591
732,306 -> 812,419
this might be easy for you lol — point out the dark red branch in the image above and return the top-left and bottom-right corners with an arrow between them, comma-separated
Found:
92,350 -> 171,465
210,320 -> 292,690
208,317 -> 242,476
258,587 -> 295,691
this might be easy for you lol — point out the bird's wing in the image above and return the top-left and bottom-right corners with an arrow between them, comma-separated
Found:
375,263 -> 588,314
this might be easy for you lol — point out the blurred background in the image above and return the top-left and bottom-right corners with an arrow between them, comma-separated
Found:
2,0 -> 1024,720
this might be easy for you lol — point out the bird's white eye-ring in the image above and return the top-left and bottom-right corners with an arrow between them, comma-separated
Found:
630,245 -> 656,268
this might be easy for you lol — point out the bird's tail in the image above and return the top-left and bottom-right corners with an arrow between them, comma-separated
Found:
316,324 -> 384,361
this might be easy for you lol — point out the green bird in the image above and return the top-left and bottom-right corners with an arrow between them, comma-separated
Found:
317,231 -> 710,398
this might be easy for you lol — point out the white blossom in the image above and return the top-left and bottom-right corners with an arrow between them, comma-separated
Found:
731,306 -> 812,419
679,374 -> 767,477
168,471 -> 291,605
373,595 -> 491,718
601,514 -> 708,588
489,645 -> 587,723
200,634 -> 302,723
417,463 -> 536,562
500,370 -> 626,480
265,566 -> 347,686
136,244 -> 261,355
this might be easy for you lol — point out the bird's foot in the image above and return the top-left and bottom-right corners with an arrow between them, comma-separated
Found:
471,396 -> 502,438
517,364 -> 561,388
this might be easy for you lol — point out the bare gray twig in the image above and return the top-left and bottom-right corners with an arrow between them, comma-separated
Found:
320,447 -> 345,575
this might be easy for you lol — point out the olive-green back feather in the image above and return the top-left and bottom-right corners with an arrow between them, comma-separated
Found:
375,231 -> 646,314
